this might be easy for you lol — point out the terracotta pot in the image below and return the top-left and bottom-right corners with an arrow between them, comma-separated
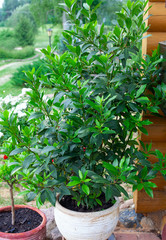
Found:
0,205 -> 47,240
54,196 -> 120,240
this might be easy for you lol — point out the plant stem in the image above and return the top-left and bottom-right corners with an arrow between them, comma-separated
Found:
9,184 -> 15,226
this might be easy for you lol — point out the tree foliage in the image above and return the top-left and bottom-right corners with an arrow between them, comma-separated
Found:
14,15 -> 35,47
30,0 -> 63,26
6,4 -> 37,32
1,0 -> 30,20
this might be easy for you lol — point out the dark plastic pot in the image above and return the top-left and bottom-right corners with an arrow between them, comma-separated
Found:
0,205 -> 47,240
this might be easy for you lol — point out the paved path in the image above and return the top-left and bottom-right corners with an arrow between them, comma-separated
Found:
0,53 -> 39,72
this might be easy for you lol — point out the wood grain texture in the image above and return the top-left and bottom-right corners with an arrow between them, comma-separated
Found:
148,16 -> 166,32
135,1 -> 166,214
141,116 -> 166,142
149,0 -> 166,2
149,2 -> 166,15
141,141 -> 166,163
147,32 -> 166,55
134,189 -> 166,213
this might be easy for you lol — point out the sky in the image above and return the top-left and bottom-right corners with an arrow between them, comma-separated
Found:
0,0 -> 3,8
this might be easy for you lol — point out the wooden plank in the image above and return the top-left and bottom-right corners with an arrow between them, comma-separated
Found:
141,141 -> 166,163
143,115 -> 166,125
149,2 -> 166,15
141,125 -> 166,142
151,173 -> 166,190
147,32 -> 166,55
141,120 -> 166,142
135,2 -> 166,214
134,189 -> 166,213
150,0 -> 165,2
148,16 -> 166,32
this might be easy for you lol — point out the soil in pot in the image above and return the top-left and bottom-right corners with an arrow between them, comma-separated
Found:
0,208 -> 42,233
60,193 -> 115,212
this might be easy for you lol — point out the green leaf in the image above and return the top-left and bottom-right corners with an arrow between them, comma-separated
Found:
155,149 -> 163,159
10,148 -> 25,156
127,0 -> 132,9
103,162 -> 118,175
136,85 -> 147,98
64,0 -> 72,8
59,185 -> 70,196
138,127 -> 148,135
136,97 -> 149,104
46,189 -> 56,206
49,165 -> 57,178
144,187 -> 153,198
105,186 -> 113,202
72,138 -> 81,143
41,146 -> 55,154
3,110 -> 9,119
77,128 -> 90,138
86,0 -> 93,6
27,192 -> 36,202
116,184 -> 129,198
137,183 -> 144,191
83,3 -> 90,10
67,181 -> 80,186
114,26 -> 121,38
96,198 -> 102,206
23,155 -> 34,168
28,112 -> 44,121
82,184 -> 90,195
141,120 -> 153,126
79,170 -> 83,180
66,45 -> 76,53
125,18 -> 132,29
11,166 -> 21,175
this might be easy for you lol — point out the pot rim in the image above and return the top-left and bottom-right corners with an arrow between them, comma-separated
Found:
0,205 -> 47,239
55,195 -> 120,217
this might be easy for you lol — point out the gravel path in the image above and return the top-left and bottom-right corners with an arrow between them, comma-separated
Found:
0,51 -> 40,86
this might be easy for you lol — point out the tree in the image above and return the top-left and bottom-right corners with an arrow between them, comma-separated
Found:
30,0 -> 63,27
0,0 -> 31,21
14,15 -> 35,47
2,0 -> 20,19
6,4 -> 37,33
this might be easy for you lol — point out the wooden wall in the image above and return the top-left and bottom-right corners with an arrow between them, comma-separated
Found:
145,0 -> 166,55
134,0 -> 166,213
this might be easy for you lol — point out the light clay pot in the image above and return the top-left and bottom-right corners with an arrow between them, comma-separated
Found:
54,197 -> 120,240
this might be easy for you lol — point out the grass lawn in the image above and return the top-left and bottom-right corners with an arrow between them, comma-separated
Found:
0,59 -> 39,78
0,24 -> 62,97
34,24 -> 62,49
0,80 -> 55,97
0,81 -> 23,97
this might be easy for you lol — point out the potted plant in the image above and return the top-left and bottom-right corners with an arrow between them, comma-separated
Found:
0,0 -> 166,239
0,138 -> 47,239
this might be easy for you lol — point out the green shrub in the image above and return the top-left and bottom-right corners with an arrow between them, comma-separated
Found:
52,34 -> 60,49
0,46 -> 35,59
6,4 -> 37,34
11,59 -> 49,86
0,29 -> 18,49
14,15 -> 35,47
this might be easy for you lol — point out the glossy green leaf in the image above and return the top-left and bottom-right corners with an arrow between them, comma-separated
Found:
82,184 -> 90,195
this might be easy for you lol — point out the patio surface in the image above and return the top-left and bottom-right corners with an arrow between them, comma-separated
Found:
114,232 -> 161,240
